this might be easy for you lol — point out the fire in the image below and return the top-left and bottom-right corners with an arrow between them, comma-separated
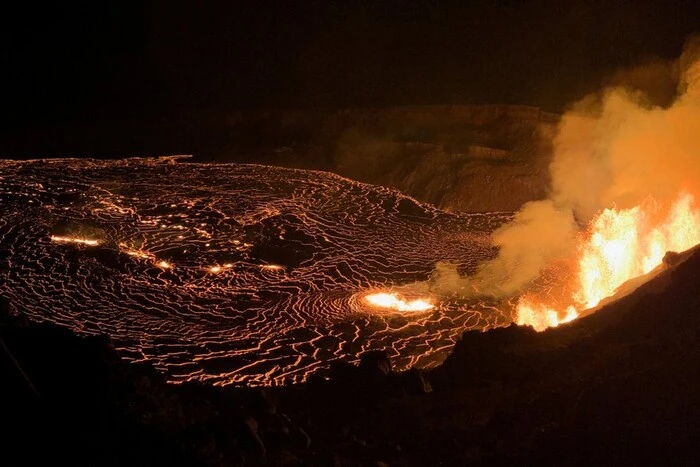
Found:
364,292 -> 434,312
517,192 -> 700,330
515,301 -> 578,332
50,235 -> 100,246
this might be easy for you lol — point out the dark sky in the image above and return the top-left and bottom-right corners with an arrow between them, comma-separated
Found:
3,0 -> 700,127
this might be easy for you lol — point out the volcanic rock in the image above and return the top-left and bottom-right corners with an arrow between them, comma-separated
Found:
0,105 -> 555,212
663,249 -> 682,266
359,350 -> 392,375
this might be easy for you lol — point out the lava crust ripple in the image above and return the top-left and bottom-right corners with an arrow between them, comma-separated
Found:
0,156 -> 512,386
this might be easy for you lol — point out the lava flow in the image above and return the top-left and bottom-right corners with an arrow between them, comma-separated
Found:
516,192 -> 700,331
0,156 -> 512,386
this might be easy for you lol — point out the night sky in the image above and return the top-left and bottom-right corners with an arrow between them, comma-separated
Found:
3,0 -> 700,129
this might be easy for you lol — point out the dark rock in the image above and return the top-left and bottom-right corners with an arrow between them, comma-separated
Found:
397,368 -> 432,395
358,350 -> 392,375
0,106 -> 556,212
244,416 -> 266,458
663,250 -> 682,267
328,359 -> 361,386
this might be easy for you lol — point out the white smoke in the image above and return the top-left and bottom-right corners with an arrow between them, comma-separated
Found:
431,34 -> 700,299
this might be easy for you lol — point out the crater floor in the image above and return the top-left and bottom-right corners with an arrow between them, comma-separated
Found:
0,156 -> 511,385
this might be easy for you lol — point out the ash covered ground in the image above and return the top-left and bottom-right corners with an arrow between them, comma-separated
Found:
0,156 -> 512,386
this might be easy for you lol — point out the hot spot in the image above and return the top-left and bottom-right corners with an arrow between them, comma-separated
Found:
364,292 -> 434,312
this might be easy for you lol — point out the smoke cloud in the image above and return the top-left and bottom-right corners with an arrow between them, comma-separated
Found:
431,34 -> 700,299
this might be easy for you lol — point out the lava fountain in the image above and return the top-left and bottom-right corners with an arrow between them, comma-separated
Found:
509,35 -> 700,331
516,192 -> 700,331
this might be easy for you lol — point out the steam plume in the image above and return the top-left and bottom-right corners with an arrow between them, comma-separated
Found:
432,34 -> 700,299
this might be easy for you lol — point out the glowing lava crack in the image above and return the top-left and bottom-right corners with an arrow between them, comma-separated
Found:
0,157 -> 511,386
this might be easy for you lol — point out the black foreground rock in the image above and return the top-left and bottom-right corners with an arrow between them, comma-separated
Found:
2,248 -> 700,466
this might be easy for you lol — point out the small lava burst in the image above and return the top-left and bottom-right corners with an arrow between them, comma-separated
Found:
122,247 -> 154,260
50,235 -> 100,246
364,292 -> 434,312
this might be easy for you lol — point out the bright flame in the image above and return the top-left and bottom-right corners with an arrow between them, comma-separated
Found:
158,261 -> 171,269
515,300 -> 578,332
516,192 -> 700,330
364,292 -> 434,312
50,235 -> 100,246
209,266 -> 222,273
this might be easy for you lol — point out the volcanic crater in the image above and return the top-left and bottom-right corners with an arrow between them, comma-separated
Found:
0,156 -> 512,386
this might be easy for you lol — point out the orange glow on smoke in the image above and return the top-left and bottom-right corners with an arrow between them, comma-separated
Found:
517,192 -> 700,331
364,292 -> 434,312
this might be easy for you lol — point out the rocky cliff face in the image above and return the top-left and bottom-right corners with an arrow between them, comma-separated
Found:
225,105 -> 558,212
1,105 -> 558,212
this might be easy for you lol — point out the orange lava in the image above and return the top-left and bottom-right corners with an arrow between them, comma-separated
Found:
1,156 -> 512,386
364,292 -> 434,312
50,235 -> 100,246
517,192 -> 700,331
515,301 -> 578,332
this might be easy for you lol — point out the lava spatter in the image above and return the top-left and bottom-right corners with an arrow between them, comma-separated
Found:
0,156 -> 511,386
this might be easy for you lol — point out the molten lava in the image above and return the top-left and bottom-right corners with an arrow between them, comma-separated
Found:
364,292 -> 434,312
50,235 -> 100,246
515,301 -> 578,332
1,156 -> 511,386
517,192 -> 700,331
